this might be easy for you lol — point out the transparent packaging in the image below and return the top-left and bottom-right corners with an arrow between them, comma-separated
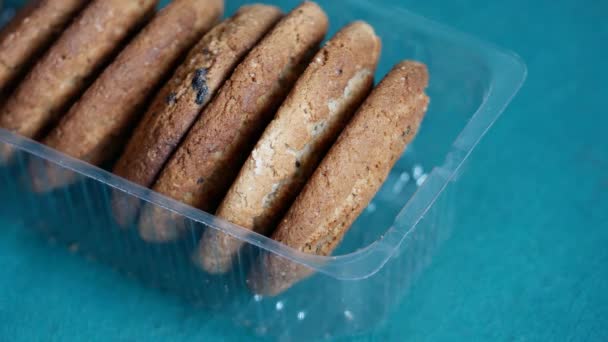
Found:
0,0 -> 525,340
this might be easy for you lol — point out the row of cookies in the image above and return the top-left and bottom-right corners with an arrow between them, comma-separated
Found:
120,1 -> 429,294
0,1 -> 429,295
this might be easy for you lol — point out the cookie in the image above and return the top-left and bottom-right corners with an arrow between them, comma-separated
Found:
0,0 -> 156,164
138,1 -> 329,242
34,0 -> 223,192
197,21 -> 382,274
111,4 -> 283,226
0,0 -> 87,97
248,61 -> 430,295
0,0 -> 157,141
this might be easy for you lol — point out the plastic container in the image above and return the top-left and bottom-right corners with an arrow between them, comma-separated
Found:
0,0 -> 526,340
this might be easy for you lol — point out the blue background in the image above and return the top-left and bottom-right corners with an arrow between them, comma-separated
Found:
1,0 -> 607,340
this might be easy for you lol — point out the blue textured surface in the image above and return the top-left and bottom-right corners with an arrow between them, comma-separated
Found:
1,0 -> 608,341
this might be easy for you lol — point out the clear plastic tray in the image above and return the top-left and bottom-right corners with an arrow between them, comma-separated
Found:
0,0 -> 526,340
